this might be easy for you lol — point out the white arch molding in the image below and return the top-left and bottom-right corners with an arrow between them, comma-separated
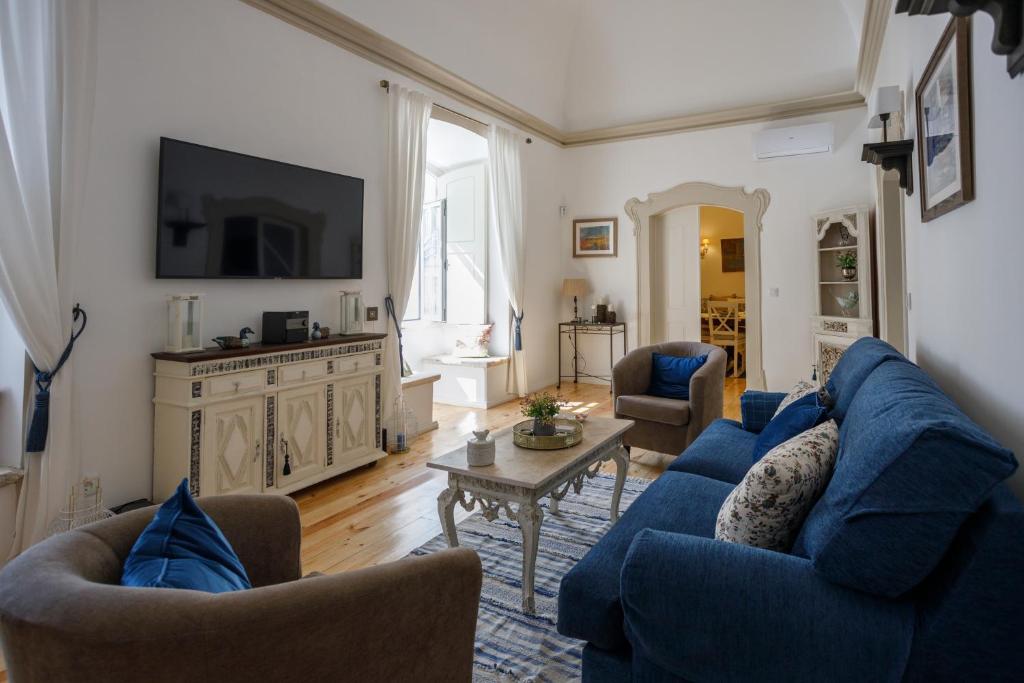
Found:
624,182 -> 770,390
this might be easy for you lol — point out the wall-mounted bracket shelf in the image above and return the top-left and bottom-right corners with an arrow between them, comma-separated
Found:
895,0 -> 1024,78
862,140 -> 915,195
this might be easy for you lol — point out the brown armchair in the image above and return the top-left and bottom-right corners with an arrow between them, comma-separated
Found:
613,341 -> 727,455
0,495 -> 482,683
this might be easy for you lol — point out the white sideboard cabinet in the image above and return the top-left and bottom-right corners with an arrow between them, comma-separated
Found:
152,334 -> 387,501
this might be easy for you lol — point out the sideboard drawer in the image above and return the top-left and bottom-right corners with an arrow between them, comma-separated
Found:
334,353 -> 377,376
279,360 -> 329,386
207,371 -> 264,398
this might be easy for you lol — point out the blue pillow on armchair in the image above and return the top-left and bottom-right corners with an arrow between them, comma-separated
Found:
648,353 -> 707,400
121,479 -> 251,593
751,392 -> 829,462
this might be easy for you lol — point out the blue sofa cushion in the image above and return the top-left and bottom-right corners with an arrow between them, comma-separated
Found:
667,419 -> 755,484
751,392 -> 829,462
648,353 -> 707,400
794,359 -> 1018,597
122,479 -> 251,593
824,337 -> 908,422
557,472 -> 733,651
739,391 -> 787,433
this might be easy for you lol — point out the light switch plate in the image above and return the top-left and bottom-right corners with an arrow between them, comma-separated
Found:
365,306 -> 379,321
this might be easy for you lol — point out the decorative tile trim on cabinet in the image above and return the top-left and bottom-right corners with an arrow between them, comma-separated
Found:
823,320 -> 849,333
189,410 -> 202,497
326,384 -> 335,467
191,381 -> 202,398
265,395 -> 276,489
187,341 -> 383,377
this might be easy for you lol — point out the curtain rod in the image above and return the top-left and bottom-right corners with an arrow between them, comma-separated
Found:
379,79 -> 532,144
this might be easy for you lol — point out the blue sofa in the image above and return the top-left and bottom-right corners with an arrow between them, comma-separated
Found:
557,338 -> 1024,682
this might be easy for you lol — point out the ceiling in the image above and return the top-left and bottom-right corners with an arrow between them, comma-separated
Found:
322,0 -> 870,133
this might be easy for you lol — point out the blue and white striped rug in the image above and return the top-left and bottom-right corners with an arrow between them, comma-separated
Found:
410,473 -> 650,682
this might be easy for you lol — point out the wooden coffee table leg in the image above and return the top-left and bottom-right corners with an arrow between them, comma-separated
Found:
437,481 -> 461,547
516,501 -> 544,613
609,445 -> 629,523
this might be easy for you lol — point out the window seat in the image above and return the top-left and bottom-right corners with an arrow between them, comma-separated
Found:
401,371 -> 441,436
0,467 -> 24,488
422,355 -> 515,408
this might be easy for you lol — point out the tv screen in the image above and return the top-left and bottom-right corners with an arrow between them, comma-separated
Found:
156,137 -> 363,279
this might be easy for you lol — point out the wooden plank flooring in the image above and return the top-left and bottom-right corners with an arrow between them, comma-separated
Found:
295,378 -> 744,575
0,378 -> 743,681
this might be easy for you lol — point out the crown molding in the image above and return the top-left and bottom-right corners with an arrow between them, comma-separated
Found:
855,0 -> 892,98
242,0 -> 869,147
560,90 -> 865,147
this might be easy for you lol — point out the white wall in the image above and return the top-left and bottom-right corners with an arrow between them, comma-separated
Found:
69,0 -> 563,508
871,9 -> 1024,495
0,303 -> 24,562
561,108 -> 874,390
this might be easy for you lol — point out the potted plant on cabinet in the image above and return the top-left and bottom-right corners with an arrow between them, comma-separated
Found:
521,392 -> 562,436
836,251 -> 858,281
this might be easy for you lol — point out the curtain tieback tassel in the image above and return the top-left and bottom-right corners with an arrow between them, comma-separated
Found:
513,311 -> 524,351
26,304 -> 87,453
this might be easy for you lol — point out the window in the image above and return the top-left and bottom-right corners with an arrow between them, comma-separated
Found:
404,163 -> 488,324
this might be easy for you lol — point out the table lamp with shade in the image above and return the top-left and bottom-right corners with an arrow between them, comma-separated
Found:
561,278 -> 590,322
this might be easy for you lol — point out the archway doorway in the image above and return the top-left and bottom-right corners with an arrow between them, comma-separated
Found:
625,182 -> 770,390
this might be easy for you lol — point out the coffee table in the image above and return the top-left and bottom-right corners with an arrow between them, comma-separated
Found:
427,416 -> 634,612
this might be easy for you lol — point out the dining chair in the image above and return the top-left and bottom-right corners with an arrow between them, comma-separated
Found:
708,300 -> 745,378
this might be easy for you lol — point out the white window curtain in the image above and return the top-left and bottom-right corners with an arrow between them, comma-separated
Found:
487,126 -> 528,397
383,84 -> 432,418
0,0 -> 97,554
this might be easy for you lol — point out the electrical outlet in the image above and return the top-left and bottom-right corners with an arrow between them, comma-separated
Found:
82,475 -> 100,497
365,306 -> 379,321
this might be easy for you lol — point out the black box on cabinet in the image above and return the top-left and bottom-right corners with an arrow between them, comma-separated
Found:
262,311 -> 309,344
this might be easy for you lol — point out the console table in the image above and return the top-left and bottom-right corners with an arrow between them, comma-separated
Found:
151,333 -> 387,501
557,321 -> 627,393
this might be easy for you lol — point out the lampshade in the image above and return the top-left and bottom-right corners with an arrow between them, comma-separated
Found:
868,86 -> 902,129
561,278 -> 590,298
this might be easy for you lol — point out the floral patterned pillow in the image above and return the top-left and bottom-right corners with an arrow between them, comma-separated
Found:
452,324 -> 493,358
715,420 -> 839,552
773,380 -> 831,418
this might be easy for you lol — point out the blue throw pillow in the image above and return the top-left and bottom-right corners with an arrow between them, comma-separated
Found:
648,353 -> 707,400
121,479 -> 251,593
751,392 -> 829,462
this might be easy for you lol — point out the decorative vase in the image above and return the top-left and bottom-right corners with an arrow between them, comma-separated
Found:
841,267 -> 857,281
466,429 -> 495,467
533,418 -> 556,437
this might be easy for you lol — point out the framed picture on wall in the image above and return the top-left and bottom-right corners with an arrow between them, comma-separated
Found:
572,218 -> 618,257
915,16 -> 974,222
721,238 -> 745,272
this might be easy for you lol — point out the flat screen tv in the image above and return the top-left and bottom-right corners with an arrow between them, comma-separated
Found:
156,137 -> 363,279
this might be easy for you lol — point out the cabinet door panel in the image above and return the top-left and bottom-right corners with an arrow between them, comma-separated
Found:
337,375 -> 375,461
201,396 -> 263,496
277,384 -> 325,488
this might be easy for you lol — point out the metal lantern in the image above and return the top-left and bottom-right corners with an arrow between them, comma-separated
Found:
166,294 -> 204,353
387,395 -> 418,455
339,290 -> 364,335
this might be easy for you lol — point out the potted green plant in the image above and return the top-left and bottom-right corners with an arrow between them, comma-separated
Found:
835,251 -> 858,281
521,392 -> 562,436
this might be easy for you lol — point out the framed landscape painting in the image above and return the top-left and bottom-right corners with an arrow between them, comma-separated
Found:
915,16 -> 974,222
573,218 -> 618,257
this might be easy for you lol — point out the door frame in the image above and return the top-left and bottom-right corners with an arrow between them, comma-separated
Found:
625,182 -> 770,389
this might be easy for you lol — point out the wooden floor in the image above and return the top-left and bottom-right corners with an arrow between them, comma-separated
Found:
296,377 -> 744,575
0,378 -> 743,681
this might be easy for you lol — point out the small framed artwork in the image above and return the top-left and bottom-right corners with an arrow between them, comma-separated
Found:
721,238 -> 745,272
573,218 -> 618,257
915,16 -> 974,222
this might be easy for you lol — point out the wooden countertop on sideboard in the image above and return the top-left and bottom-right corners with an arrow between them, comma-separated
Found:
151,333 -> 387,363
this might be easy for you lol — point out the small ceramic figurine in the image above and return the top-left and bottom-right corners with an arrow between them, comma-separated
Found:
466,429 -> 495,467
311,321 -> 322,340
238,327 -> 255,347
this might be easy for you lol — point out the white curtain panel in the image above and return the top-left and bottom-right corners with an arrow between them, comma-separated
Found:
0,0 -> 97,553
487,126 -> 528,397
383,84 -> 432,419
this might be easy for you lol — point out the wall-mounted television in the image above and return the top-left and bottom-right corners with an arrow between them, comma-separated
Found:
156,137 -> 363,279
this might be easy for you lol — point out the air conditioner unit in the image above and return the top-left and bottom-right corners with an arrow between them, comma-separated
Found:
753,122 -> 834,160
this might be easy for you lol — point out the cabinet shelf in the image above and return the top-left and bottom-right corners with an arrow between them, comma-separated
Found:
818,245 -> 857,252
820,280 -> 858,285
